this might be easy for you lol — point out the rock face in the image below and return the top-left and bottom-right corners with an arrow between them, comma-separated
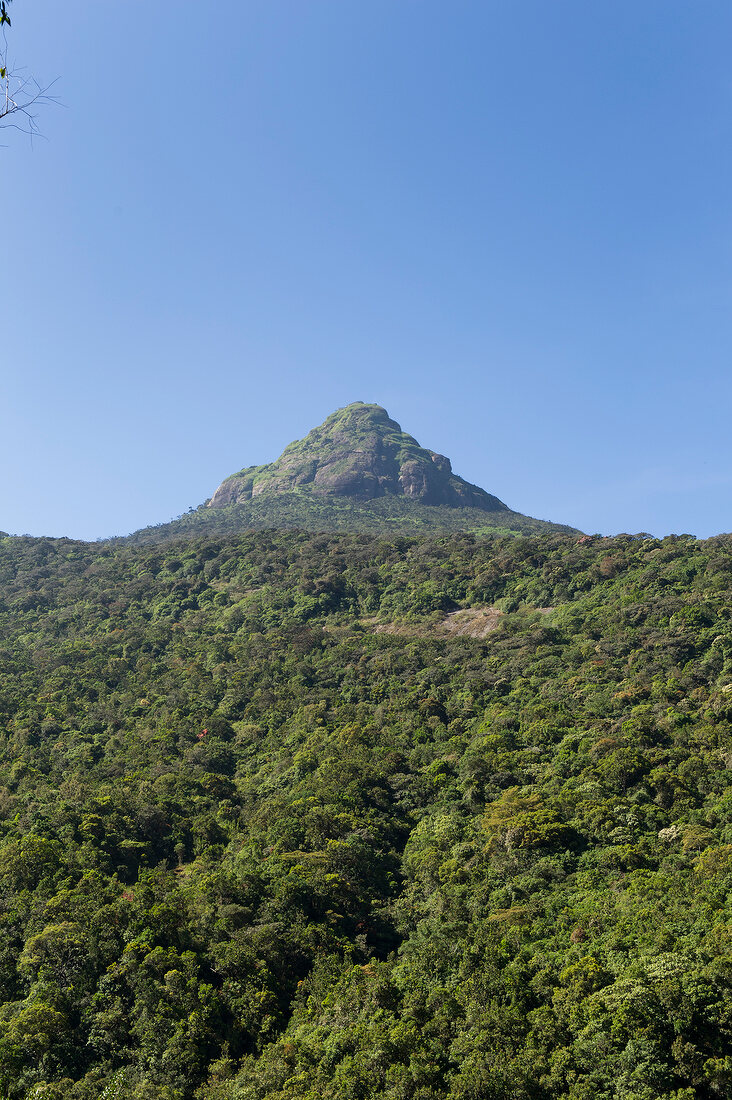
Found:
208,403 -> 508,512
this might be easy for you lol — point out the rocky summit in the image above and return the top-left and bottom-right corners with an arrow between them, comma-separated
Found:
208,402 -> 507,511
122,402 -> 577,544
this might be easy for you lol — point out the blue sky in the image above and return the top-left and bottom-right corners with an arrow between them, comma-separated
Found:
3,1 -> 732,539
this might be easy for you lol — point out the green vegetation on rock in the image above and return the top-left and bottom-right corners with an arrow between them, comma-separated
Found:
125,403 -> 577,545
208,402 -> 505,510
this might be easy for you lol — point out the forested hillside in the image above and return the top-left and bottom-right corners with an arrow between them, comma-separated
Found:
127,493 -> 576,546
0,529 -> 731,1098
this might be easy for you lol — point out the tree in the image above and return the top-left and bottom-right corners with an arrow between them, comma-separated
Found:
1,1 -> 55,136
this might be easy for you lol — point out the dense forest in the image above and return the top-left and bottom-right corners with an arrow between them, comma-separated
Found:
124,490 -> 577,546
0,528 -> 731,1098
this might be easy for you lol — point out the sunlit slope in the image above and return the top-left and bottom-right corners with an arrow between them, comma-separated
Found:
0,530 -> 729,1095
128,403 -> 578,543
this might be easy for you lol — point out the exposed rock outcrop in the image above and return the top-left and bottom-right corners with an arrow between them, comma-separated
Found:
209,403 -> 507,512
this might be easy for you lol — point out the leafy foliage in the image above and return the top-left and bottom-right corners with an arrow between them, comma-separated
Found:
125,492 -> 577,546
0,528 -> 730,1096
0,0 -> 10,81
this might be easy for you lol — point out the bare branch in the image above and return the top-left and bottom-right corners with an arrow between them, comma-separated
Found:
0,70 -> 60,139
0,9 -> 59,141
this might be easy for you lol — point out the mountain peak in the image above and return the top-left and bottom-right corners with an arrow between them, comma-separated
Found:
208,403 -> 507,512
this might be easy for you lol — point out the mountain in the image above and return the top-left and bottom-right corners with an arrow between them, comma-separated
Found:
128,403 -> 578,543
208,402 -> 505,510
0,410 -> 725,1099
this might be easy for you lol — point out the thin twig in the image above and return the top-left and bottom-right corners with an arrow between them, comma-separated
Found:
0,25 -> 59,140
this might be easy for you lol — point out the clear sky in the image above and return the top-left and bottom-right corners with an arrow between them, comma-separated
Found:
3,1 -> 732,540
